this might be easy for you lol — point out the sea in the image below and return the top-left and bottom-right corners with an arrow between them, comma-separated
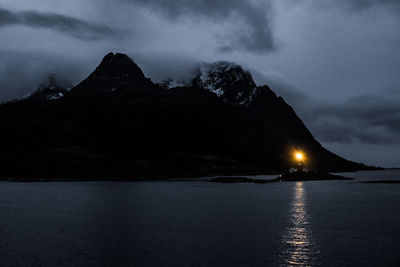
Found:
1,170 -> 399,266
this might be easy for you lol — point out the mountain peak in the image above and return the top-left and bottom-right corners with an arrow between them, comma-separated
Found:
192,61 -> 258,106
31,74 -> 69,101
70,52 -> 153,94
89,52 -> 145,80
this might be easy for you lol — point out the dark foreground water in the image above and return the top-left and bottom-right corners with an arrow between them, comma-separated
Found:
1,170 -> 400,266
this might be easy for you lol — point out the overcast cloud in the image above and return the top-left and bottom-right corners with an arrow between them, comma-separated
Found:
0,7 -> 119,40
314,0 -> 400,11
0,0 -> 399,166
122,0 -> 275,53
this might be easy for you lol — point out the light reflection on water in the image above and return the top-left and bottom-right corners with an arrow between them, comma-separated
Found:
281,182 -> 320,266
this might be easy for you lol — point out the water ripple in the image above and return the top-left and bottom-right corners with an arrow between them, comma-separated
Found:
280,182 -> 320,266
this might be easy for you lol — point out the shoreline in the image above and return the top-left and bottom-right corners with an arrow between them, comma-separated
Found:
0,169 -> 394,183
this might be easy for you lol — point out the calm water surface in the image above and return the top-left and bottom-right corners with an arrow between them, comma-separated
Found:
1,170 -> 400,266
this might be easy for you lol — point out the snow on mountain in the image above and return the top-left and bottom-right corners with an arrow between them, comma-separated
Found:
158,61 -> 260,106
193,61 -> 259,106
30,74 -> 70,101
158,78 -> 191,89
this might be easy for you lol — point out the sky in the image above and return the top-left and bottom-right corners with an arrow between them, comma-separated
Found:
0,0 -> 399,167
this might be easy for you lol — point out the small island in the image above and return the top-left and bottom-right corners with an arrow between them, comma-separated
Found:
210,151 -> 353,183
361,180 -> 400,184
278,171 -> 353,181
209,171 -> 353,184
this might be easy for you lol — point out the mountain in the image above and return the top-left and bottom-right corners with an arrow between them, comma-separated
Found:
192,61 -> 258,106
0,52 -> 375,180
30,74 -> 70,101
159,61 -> 260,106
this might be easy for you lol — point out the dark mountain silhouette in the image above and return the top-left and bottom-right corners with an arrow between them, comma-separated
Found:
30,73 -> 70,101
0,52 -> 375,180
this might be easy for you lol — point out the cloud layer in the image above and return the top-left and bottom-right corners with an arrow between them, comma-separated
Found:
0,7 -> 118,40
125,0 -> 275,52
311,94 -> 400,144
316,0 -> 400,10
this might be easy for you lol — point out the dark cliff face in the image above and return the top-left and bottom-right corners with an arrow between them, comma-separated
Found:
0,53 -> 373,180
192,61 -> 258,106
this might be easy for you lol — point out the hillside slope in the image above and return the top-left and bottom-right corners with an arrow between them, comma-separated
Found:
0,53 -> 374,180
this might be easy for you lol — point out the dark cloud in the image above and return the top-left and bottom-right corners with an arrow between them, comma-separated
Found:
132,53 -> 199,82
314,0 -> 400,12
0,50 -> 94,102
124,0 -> 275,53
0,7 -> 119,40
310,94 -> 400,144
350,0 -> 400,8
250,70 -> 400,146
235,67 -> 400,146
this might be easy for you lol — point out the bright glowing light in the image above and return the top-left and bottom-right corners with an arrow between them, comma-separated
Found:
296,153 -> 303,160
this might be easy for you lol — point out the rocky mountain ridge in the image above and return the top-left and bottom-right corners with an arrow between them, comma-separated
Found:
0,52 -> 376,180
